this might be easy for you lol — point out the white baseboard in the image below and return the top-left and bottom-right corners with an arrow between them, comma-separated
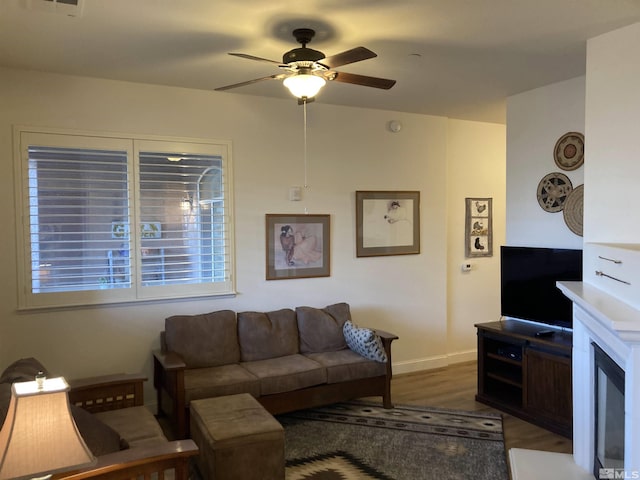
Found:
392,349 -> 476,375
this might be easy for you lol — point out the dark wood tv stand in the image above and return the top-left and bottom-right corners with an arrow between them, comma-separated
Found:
475,320 -> 572,438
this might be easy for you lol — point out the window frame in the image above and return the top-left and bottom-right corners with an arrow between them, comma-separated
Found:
13,126 -> 235,309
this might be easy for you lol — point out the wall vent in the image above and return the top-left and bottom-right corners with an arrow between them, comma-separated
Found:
25,0 -> 84,17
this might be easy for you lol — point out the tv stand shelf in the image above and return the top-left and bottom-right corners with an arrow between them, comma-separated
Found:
475,320 -> 572,438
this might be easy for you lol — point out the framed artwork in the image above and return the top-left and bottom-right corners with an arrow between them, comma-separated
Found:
266,214 -> 330,280
465,198 -> 492,257
356,191 -> 420,257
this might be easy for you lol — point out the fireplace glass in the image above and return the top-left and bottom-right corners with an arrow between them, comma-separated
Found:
593,343 -> 625,474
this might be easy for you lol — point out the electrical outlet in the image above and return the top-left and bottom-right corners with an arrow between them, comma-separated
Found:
461,263 -> 472,272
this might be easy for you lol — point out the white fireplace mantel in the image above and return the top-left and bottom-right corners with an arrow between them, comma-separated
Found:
558,280 -> 640,477
510,280 -> 640,479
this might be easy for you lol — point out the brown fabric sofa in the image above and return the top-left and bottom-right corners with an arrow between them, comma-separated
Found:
0,358 -> 198,480
153,302 -> 398,439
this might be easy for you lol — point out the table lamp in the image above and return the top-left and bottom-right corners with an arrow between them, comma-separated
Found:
0,376 -> 96,479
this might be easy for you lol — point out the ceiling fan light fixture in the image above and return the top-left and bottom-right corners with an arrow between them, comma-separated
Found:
283,74 -> 326,99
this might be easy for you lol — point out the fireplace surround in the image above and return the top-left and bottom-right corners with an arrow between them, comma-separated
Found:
557,279 -> 640,477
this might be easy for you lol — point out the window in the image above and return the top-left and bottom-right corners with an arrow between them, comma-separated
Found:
15,128 -> 234,308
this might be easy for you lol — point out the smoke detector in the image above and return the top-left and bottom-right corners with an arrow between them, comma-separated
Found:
25,0 -> 84,17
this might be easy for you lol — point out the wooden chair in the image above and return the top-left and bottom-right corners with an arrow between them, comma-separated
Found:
52,373 -> 198,480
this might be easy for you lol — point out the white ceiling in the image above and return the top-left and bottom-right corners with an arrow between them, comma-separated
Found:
1,0 -> 639,124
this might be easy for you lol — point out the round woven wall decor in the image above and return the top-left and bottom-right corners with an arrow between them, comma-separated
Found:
563,184 -> 583,236
537,172 -> 573,213
554,132 -> 584,171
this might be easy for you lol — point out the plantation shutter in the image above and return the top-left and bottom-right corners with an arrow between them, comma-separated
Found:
16,129 -> 234,309
136,148 -> 232,296
28,145 -> 130,292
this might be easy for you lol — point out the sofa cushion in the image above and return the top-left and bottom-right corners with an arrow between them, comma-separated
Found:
241,354 -> 326,395
184,364 -> 261,403
304,350 -> 386,384
165,310 -> 239,368
0,357 -> 50,384
237,309 -> 299,362
71,405 -> 128,455
94,406 -> 167,448
296,303 -> 350,354
343,320 -> 388,363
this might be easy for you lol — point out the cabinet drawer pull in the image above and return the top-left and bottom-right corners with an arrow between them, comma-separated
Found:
595,270 -> 631,285
598,255 -> 622,264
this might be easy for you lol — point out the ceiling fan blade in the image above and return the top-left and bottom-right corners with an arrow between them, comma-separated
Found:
215,74 -> 287,92
228,53 -> 286,67
331,71 -> 396,90
321,47 -> 377,68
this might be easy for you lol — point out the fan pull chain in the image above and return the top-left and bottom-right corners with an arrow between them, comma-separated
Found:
303,99 -> 309,189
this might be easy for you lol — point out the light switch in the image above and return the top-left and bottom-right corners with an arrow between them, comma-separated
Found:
289,186 -> 302,201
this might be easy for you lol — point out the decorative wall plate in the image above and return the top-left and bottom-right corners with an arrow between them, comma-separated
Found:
554,132 -> 584,171
563,184 -> 583,236
537,172 -> 573,213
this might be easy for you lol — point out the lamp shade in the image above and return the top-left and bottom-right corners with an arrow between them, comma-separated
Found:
0,377 -> 96,480
283,74 -> 326,99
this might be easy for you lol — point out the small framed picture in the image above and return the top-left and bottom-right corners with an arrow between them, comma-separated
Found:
465,198 -> 492,257
266,214 -> 330,280
356,191 -> 420,257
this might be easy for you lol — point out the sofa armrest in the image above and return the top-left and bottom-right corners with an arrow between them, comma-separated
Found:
374,329 -> 399,342
68,373 -> 146,413
373,329 -> 398,409
153,349 -> 188,439
153,349 -> 187,371
374,329 -> 399,358
53,439 -> 198,480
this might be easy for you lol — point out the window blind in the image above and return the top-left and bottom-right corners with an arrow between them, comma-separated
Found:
138,151 -> 230,287
28,146 -> 130,293
17,129 -> 234,308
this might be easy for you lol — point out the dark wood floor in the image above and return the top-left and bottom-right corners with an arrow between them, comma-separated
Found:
389,361 -> 572,454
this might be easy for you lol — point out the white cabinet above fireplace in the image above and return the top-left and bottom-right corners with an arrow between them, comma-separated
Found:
584,243 -> 640,314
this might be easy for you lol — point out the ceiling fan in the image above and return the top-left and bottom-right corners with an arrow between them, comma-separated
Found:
215,28 -> 396,102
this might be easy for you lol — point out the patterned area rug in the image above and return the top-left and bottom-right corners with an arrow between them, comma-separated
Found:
278,401 -> 508,480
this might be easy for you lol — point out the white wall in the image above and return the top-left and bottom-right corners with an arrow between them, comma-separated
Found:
580,22 -> 640,307
447,119 -> 506,358
506,76 -> 585,249
0,67 -> 505,402
584,23 -> 640,244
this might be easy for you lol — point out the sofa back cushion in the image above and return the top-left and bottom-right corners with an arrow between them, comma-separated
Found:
0,357 -> 51,428
237,309 -> 299,362
0,357 -> 50,384
296,303 -> 351,353
165,310 -> 239,368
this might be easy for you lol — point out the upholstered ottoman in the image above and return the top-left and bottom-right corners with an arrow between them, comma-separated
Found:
190,393 -> 284,480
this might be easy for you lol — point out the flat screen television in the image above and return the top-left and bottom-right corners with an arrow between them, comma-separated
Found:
500,246 -> 583,329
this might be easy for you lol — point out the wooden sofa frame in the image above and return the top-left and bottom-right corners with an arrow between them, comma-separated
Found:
52,373 -> 198,480
154,330 -> 398,439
